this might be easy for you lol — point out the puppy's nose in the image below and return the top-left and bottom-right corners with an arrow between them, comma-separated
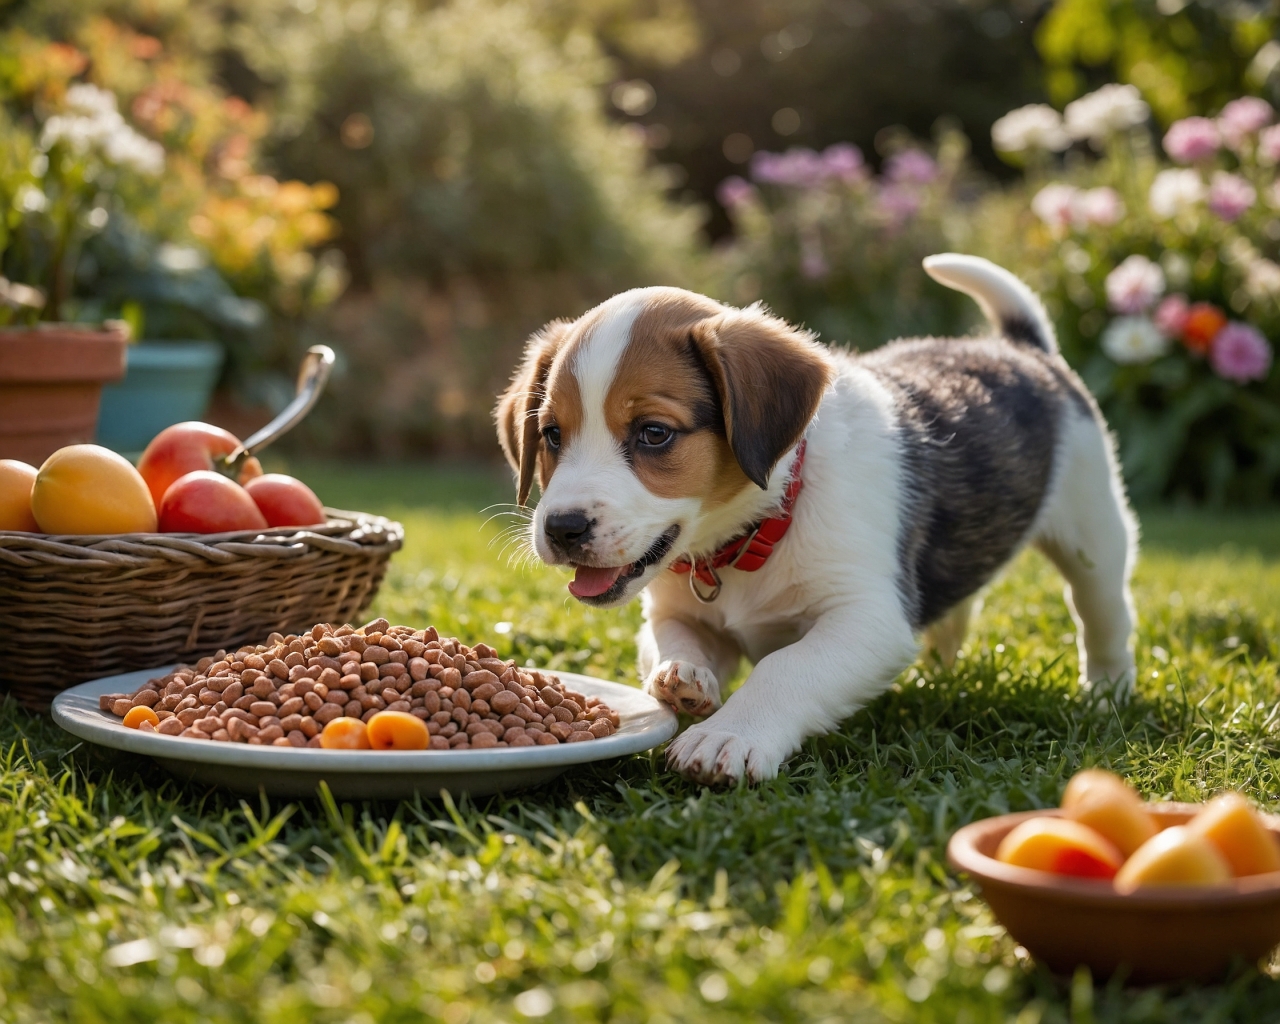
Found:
544,510 -> 593,555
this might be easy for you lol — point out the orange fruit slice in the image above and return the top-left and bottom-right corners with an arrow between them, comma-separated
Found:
996,817 -> 1124,880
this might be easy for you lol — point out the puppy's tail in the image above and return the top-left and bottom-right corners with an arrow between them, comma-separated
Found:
922,253 -> 1058,354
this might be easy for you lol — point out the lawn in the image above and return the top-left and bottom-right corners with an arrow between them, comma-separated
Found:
3,460 -> 1279,1023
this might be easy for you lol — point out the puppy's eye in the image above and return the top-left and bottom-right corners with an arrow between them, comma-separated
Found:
638,424 -> 674,447
542,426 -> 561,450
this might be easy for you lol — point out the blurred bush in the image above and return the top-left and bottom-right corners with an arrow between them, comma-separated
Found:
235,0 -> 702,455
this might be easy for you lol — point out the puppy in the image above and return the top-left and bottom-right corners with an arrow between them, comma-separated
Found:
495,254 -> 1137,784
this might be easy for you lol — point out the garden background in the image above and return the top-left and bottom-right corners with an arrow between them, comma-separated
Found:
3,0 -> 1280,1021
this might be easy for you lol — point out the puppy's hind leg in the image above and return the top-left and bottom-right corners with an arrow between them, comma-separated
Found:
922,594 -> 981,668
1034,413 -> 1137,693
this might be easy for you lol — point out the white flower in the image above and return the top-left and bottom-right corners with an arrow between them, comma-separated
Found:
1101,316 -> 1170,364
1246,258 -> 1280,299
1064,84 -> 1150,143
992,105 -> 1070,153
103,127 -> 165,175
15,184 -> 48,213
1031,183 -> 1079,230
1148,168 -> 1205,219
157,244 -> 205,273
1074,186 -> 1125,227
1105,255 -> 1165,314
64,83 -> 119,120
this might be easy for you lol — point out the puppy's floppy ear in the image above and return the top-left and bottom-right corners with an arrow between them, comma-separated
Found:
690,306 -> 832,489
495,320 -> 569,505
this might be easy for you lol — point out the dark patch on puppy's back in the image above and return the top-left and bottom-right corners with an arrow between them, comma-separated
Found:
861,336 -> 1089,629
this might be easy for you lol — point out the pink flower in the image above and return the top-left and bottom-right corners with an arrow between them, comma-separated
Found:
1105,254 -> 1165,314
885,149 -> 937,184
1259,124 -> 1280,165
1031,183 -> 1078,232
1207,171 -> 1256,222
716,175 -> 756,209
1153,294 -> 1190,337
1210,321 -> 1273,383
1217,97 -> 1274,151
822,143 -> 866,183
876,184 -> 920,227
1074,186 -> 1124,227
751,148 -> 824,188
1162,117 -> 1220,163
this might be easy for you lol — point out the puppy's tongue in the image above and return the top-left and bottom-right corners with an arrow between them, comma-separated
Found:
568,564 -> 628,598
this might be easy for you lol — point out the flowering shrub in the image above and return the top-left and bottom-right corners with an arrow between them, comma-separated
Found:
983,85 -> 1280,505
711,130 -> 980,348
0,21 -> 342,360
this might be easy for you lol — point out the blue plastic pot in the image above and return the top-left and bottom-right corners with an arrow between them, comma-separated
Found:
95,341 -> 225,455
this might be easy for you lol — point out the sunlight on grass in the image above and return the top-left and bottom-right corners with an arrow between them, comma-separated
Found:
1,464 -> 1277,1021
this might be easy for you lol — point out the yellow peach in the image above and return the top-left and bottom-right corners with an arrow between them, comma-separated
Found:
1061,771 -> 1157,857
0,460 -> 39,531
32,445 -> 157,534
1114,826 -> 1232,893
996,817 -> 1124,880
1186,792 -> 1280,877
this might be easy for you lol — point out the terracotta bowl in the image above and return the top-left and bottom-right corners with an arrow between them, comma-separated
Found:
947,804 -> 1280,983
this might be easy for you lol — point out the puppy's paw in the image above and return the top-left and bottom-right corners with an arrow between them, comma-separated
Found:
666,721 -> 782,786
645,660 -> 721,716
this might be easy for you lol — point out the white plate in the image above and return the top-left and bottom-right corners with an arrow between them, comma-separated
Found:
52,668 -> 678,799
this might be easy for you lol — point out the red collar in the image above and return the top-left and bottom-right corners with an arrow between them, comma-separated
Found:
670,441 -> 806,602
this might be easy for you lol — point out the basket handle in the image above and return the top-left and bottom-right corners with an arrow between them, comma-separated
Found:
221,345 -> 335,475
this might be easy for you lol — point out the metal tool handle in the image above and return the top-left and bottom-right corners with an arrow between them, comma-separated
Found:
220,345 -> 335,475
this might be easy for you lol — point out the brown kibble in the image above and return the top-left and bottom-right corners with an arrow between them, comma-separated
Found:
278,697 -> 305,718
158,718 -> 184,736
535,732 -> 559,746
252,676 -> 275,699
472,683 -> 500,703
286,730 -> 307,747
344,700 -> 363,717
211,729 -> 232,742
180,728 -> 210,740
222,681 -> 244,703
249,701 -> 277,718
551,705 -> 573,723
589,720 -> 613,738
299,716 -> 320,737
549,721 -> 573,741
280,713 -> 304,733
111,699 -> 132,716
508,734 -> 536,747
314,703 -> 343,725
566,730 -> 594,742
257,725 -> 284,742
464,669 -> 500,691
339,673 -> 362,691
439,666 -> 462,689
268,658 -> 290,680
490,690 -> 519,715
131,689 -> 160,707
318,637 -> 343,656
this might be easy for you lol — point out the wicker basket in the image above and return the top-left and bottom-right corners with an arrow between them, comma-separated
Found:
0,509 -> 403,709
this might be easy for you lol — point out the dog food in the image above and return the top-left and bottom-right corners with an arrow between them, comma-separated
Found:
100,618 -> 621,749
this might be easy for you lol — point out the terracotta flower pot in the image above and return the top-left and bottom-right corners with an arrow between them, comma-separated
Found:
0,322 -> 129,465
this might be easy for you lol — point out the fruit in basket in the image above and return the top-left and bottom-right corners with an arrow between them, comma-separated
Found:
158,471 -> 269,533
0,460 -> 40,531
320,717 -> 372,750
366,710 -> 430,750
1060,769 -> 1157,857
1114,826 -> 1232,892
137,422 -> 264,508
243,474 -> 326,527
31,445 -> 158,534
1186,793 -> 1280,877
996,817 -> 1125,879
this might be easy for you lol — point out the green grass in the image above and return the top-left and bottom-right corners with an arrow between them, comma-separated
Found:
4,460 -> 1280,1022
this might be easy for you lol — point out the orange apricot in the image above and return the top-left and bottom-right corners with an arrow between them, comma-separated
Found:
1061,770 -> 1157,857
996,817 -> 1124,880
366,710 -> 429,750
320,717 -> 371,750
122,705 -> 160,730
1186,792 -> 1280,877
1114,826 -> 1232,893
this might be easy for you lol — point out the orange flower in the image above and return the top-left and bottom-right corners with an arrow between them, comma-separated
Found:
1181,302 -> 1227,354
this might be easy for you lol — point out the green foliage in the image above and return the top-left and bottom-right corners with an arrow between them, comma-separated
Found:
3,462 -> 1279,1020
1037,0 -> 1279,122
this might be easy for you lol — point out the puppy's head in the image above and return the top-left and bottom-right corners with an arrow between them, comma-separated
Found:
495,287 -> 832,606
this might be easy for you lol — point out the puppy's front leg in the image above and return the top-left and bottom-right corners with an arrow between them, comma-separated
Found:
639,616 -> 740,716
666,606 -> 918,784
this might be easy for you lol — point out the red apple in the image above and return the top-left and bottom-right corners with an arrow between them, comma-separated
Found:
158,471 -> 269,534
137,422 -> 263,509
243,474 -> 327,527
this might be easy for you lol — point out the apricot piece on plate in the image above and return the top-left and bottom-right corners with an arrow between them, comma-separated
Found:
1186,792 -> 1280,877
996,817 -> 1124,880
1061,771 -> 1157,857
366,710 -> 429,750
122,705 -> 160,730
320,717 -> 371,750
1114,826 -> 1232,893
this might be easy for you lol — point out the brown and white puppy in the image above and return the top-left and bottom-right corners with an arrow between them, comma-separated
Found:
496,255 -> 1137,784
